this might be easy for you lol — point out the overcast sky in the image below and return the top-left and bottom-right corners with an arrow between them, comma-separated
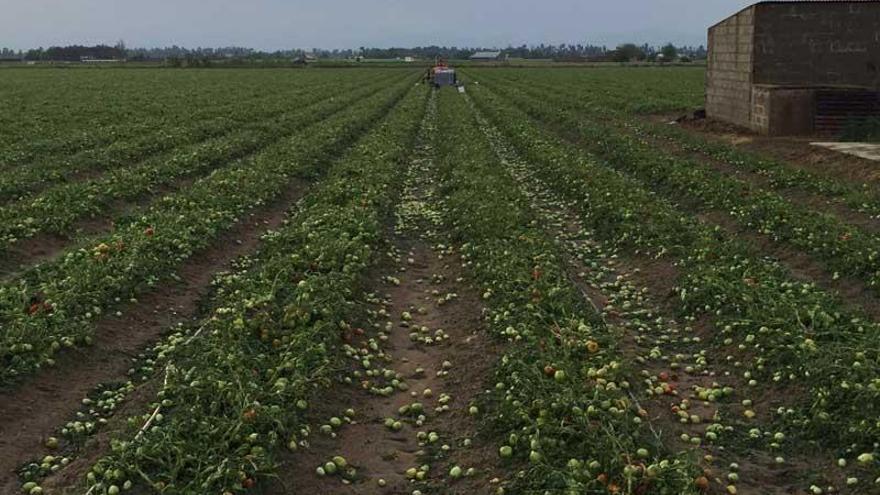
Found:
0,0 -> 755,50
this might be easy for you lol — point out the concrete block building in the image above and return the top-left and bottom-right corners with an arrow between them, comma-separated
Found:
706,1 -> 880,135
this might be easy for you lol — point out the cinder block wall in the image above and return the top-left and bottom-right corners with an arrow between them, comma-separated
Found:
754,2 -> 880,88
707,1 -> 880,135
706,6 -> 756,128
752,86 -> 817,135
750,85 -> 771,133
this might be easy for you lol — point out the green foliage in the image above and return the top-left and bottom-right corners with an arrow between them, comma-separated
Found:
0,71 -> 419,384
613,43 -> 647,63
660,43 -> 678,61
466,69 -> 880,486
82,82 -> 428,495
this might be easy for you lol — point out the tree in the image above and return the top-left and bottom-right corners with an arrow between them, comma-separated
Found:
612,43 -> 645,63
660,43 -> 678,62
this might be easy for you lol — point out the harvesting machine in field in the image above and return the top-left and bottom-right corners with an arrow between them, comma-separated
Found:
426,59 -> 457,87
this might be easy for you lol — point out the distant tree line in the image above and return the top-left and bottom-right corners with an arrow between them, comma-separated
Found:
22,43 -> 126,61
127,45 -> 290,61
603,43 -> 705,62
356,43 -> 705,61
0,47 -> 24,59
1,42 -> 707,63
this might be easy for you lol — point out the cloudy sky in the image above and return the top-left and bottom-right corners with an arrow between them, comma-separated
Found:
1,0 -> 755,50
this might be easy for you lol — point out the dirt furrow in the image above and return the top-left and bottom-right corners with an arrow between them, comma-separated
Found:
271,239 -> 492,495
0,181 -> 307,492
269,97 -> 500,495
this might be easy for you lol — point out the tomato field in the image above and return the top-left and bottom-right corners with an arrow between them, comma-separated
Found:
0,66 -> 878,495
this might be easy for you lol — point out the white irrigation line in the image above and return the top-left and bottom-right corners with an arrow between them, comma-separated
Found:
627,390 -> 664,444
135,367 -> 171,441
134,322 -> 208,441
85,320 -> 215,492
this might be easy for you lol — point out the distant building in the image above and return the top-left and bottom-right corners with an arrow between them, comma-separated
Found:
404,56 -> 415,63
469,51 -> 503,61
706,1 -> 880,136
293,53 -> 318,65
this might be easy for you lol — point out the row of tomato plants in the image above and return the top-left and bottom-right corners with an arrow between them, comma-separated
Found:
465,83 -> 880,484
0,69 -> 342,170
0,71 -> 214,168
0,82 -> 280,173
431,88 -> 703,494
0,71 -> 176,167
462,94 -> 758,492
0,73 -> 420,384
472,72 -> 880,293
478,67 -> 704,115
460,89 -> 854,493
75,81 -> 430,495
0,72 -> 386,202
482,68 -> 880,223
633,117 -> 880,219
0,71 -> 407,250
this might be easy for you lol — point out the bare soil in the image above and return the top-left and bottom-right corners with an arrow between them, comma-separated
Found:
0,181 -> 307,493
